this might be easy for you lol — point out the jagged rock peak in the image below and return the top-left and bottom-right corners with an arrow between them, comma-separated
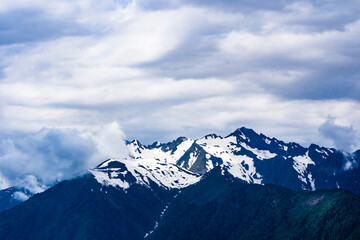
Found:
202,133 -> 222,139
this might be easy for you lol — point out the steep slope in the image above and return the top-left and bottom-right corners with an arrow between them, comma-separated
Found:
0,173 -> 177,240
0,187 -> 27,211
0,157 -> 201,240
0,156 -> 201,213
0,165 -> 359,240
147,168 -> 360,240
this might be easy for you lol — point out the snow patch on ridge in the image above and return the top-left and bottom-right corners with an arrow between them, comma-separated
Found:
292,152 -> 316,190
197,136 -> 263,184
128,139 -> 194,164
239,142 -> 276,160
90,169 -> 130,189
90,158 -> 201,190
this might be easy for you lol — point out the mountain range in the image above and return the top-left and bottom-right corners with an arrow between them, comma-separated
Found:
0,127 -> 359,239
123,127 -> 360,195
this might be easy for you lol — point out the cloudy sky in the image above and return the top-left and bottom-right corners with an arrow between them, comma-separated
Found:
0,0 -> 359,190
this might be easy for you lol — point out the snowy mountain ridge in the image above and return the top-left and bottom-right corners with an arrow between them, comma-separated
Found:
90,158 -> 201,190
90,127 -> 360,195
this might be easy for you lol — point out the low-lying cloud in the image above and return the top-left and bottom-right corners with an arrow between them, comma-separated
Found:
0,122 -> 128,193
319,117 -> 356,152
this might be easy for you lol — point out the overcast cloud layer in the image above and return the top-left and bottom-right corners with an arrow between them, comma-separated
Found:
0,0 -> 359,189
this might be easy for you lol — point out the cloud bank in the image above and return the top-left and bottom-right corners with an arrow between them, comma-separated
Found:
0,0 -> 359,185
0,122 -> 128,192
319,117 -> 356,152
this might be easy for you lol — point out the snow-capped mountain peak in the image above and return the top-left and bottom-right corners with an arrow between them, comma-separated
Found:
105,127 -> 360,195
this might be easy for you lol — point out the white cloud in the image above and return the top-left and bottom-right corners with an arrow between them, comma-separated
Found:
0,122 -> 128,191
319,117 -> 357,152
90,122 -> 129,160
0,0 -> 359,178
119,94 -> 360,150
219,31 -> 339,62
12,191 -> 30,201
